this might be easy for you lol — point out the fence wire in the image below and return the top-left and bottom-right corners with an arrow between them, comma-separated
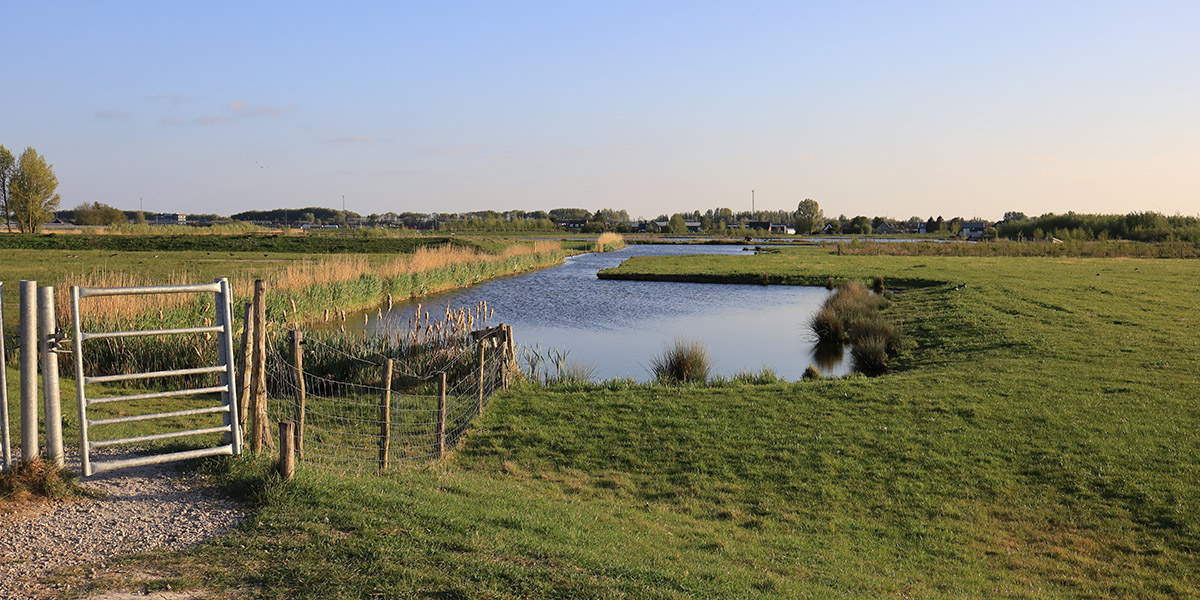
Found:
264,329 -> 508,474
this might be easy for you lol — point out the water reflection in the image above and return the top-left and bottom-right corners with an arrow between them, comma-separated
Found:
325,244 -> 852,381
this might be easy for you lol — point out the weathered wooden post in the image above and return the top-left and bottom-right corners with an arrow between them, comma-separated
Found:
477,343 -> 486,416
249,279 -> 271,452
379,359 -> 393,471
436,371 -> 447,459
19,281 -> 38,465
278,420 -> 295,481
238,301 -> 253,427
289,329 -> 306,459
38,286 -> 64,467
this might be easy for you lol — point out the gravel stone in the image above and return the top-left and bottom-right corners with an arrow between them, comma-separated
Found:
0,448 -> 244,599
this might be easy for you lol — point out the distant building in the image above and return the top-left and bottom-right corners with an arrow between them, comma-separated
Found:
959,221 -> 988,240
154,213 -> 187,226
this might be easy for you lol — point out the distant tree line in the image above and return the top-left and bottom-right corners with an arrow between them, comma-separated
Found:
996,212 -> 1200,243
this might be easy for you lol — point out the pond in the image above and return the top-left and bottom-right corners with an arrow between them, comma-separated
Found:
330,245 -> 851,381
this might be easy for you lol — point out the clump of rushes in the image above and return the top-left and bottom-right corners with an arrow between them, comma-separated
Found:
872,276 -> 885,294
826,276 -> 835,290
803,365 -> 822,380
650,339 -> 712,384
850,333 -> 890,375
809,280 -> 903,374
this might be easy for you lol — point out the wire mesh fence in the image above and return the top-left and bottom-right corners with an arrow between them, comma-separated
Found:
264,323 -> 509,474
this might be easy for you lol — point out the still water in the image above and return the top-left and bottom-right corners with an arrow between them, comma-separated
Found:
337,245 -> 850,381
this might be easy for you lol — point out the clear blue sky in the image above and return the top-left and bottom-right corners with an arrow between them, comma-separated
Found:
2,1 -> 1197,220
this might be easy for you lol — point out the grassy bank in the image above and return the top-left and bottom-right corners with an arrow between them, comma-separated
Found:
43,246 -> 1200,598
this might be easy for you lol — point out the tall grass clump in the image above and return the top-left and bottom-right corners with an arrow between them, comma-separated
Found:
809,280 -> 903,374
1,459 -> 104,503
595,232 -> 626,252
649,338 -> 712,384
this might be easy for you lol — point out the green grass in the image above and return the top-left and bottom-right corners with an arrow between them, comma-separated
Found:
24,247 -> 1200,597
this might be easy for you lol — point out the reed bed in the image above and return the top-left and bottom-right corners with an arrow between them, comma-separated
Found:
595,232 -> 626,252
60,241 -> 568,386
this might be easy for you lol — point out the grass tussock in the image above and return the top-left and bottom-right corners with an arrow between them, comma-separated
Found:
810,280 -> 904,374
649,338 -> 712,384
595,233 -> 626,252
0,459 -> 104,505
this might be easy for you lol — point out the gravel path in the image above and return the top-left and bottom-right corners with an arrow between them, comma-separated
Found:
0,450 -> 245,600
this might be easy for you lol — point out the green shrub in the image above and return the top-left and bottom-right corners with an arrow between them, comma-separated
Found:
802,365 -> 822,380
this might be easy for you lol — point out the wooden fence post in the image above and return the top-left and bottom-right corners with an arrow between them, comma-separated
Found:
278,420 -> 295,481
238,302 -> 253,427
436,371 -> 446,459
380,359 -> 393,472
289,329 -> 306,459
477,343 -> 486,416
249,279 -> 272,452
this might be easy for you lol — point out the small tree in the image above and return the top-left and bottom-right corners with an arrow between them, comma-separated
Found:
794,198 -> 823,234
668,213 -> 687,234
9,147 -> 61,233
0,145 -> 15,232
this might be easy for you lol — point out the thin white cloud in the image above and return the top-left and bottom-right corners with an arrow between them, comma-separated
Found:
94,110 -> 130,120
160,117 -> 184,126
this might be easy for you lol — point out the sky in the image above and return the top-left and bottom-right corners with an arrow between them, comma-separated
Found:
2,1 -> 1197,221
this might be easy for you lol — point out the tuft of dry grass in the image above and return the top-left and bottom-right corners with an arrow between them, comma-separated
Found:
595,233 -> 626,252
0,459 -> 104,505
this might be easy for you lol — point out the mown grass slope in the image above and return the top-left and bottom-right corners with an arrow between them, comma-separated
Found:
47,248 -> 1200,598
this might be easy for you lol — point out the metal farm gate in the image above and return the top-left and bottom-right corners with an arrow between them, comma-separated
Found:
70,279 -> 242,476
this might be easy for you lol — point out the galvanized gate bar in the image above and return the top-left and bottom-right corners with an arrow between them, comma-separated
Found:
86,385 -> 231,406
88,445 -> 234,475
78,283 -> 222,298
89,426 -> 233,449
82,325 -> 224,341
88,400 -> 231,427
72,280 -> 242,477
85,365 -> 227,385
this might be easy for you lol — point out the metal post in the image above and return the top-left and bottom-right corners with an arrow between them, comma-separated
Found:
19,281 -> 38,465
436,372 -> 446,459
38,286 -> 64,466
71,286 -> 90,476
379,359 -> 392,472
0,282 -> 10,470
289,330 -> 306,458
215,278 -> 242,455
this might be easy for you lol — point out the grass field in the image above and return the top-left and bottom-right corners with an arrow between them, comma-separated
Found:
28,246 -> 1194,598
